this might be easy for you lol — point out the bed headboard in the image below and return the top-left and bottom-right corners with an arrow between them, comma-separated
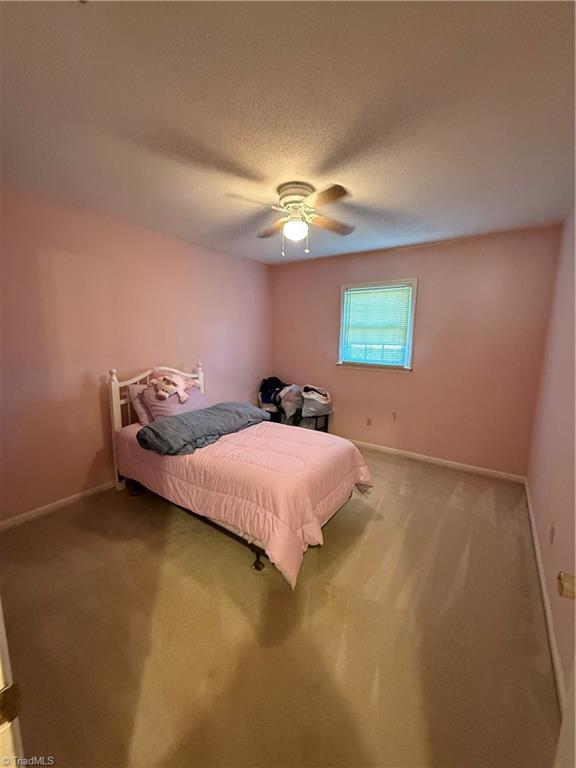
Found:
108,363 -> 204,488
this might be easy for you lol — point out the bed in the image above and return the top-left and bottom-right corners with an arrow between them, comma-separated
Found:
109,365 -> 371,587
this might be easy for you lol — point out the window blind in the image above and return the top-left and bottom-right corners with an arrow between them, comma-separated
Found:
339,281 -> 416,368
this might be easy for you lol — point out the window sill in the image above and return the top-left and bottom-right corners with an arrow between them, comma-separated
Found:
336,362 -> 413,373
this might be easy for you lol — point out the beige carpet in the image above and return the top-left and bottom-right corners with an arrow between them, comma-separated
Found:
0,448 -> 560,768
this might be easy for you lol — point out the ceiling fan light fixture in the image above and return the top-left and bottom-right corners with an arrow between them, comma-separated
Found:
283,218 -> 308,242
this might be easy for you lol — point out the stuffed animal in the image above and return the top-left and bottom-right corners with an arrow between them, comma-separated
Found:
150,374 -> 189,403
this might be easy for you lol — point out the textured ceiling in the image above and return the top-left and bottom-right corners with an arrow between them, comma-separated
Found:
1,2 -> 573,263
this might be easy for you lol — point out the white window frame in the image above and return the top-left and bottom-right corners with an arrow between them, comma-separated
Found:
337,278 -> 418,371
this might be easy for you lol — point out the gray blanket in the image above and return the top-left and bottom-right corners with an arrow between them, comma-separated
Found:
136,401 -> 270,455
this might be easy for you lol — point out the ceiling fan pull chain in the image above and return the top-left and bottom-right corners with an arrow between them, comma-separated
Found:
281,230 -> 286,258
304,229 -> 310,255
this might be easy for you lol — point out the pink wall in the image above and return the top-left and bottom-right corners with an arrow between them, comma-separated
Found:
0,187 -> 269,522
528,210 -> 575,689
0,188 -> 565,526
269,226 -> 561,476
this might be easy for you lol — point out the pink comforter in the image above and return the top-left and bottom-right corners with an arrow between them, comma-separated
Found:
117,421 -> 371,587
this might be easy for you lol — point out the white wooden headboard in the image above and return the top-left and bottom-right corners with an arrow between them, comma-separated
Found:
108,363 -> 204,489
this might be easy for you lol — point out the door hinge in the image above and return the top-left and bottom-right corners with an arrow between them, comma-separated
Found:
0,683 -> 20,726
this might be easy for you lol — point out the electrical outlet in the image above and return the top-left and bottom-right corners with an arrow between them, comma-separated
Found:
366,417 -> 372,427
549,523 -> 556,546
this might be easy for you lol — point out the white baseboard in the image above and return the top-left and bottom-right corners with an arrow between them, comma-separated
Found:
352,439 -> 526,483
0,482 -> 115,532
524,483 -> 566,714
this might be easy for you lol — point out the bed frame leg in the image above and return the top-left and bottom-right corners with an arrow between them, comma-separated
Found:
252,548 -> 265,571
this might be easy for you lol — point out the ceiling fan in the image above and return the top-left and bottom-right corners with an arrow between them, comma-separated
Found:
232,181 -> 354,255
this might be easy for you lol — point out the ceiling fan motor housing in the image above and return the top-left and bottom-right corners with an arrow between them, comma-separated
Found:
277,181 -> 315,208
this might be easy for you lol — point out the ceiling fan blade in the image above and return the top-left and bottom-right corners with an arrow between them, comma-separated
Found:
226,192 -> 282,210
216,207 -> 277,240
258,218 -> 288,239
305,184 -> 348,208
339,201 -> 418,228
311,214 -> 354,235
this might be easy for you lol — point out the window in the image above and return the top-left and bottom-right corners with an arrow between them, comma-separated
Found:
338,279 -> 417,369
